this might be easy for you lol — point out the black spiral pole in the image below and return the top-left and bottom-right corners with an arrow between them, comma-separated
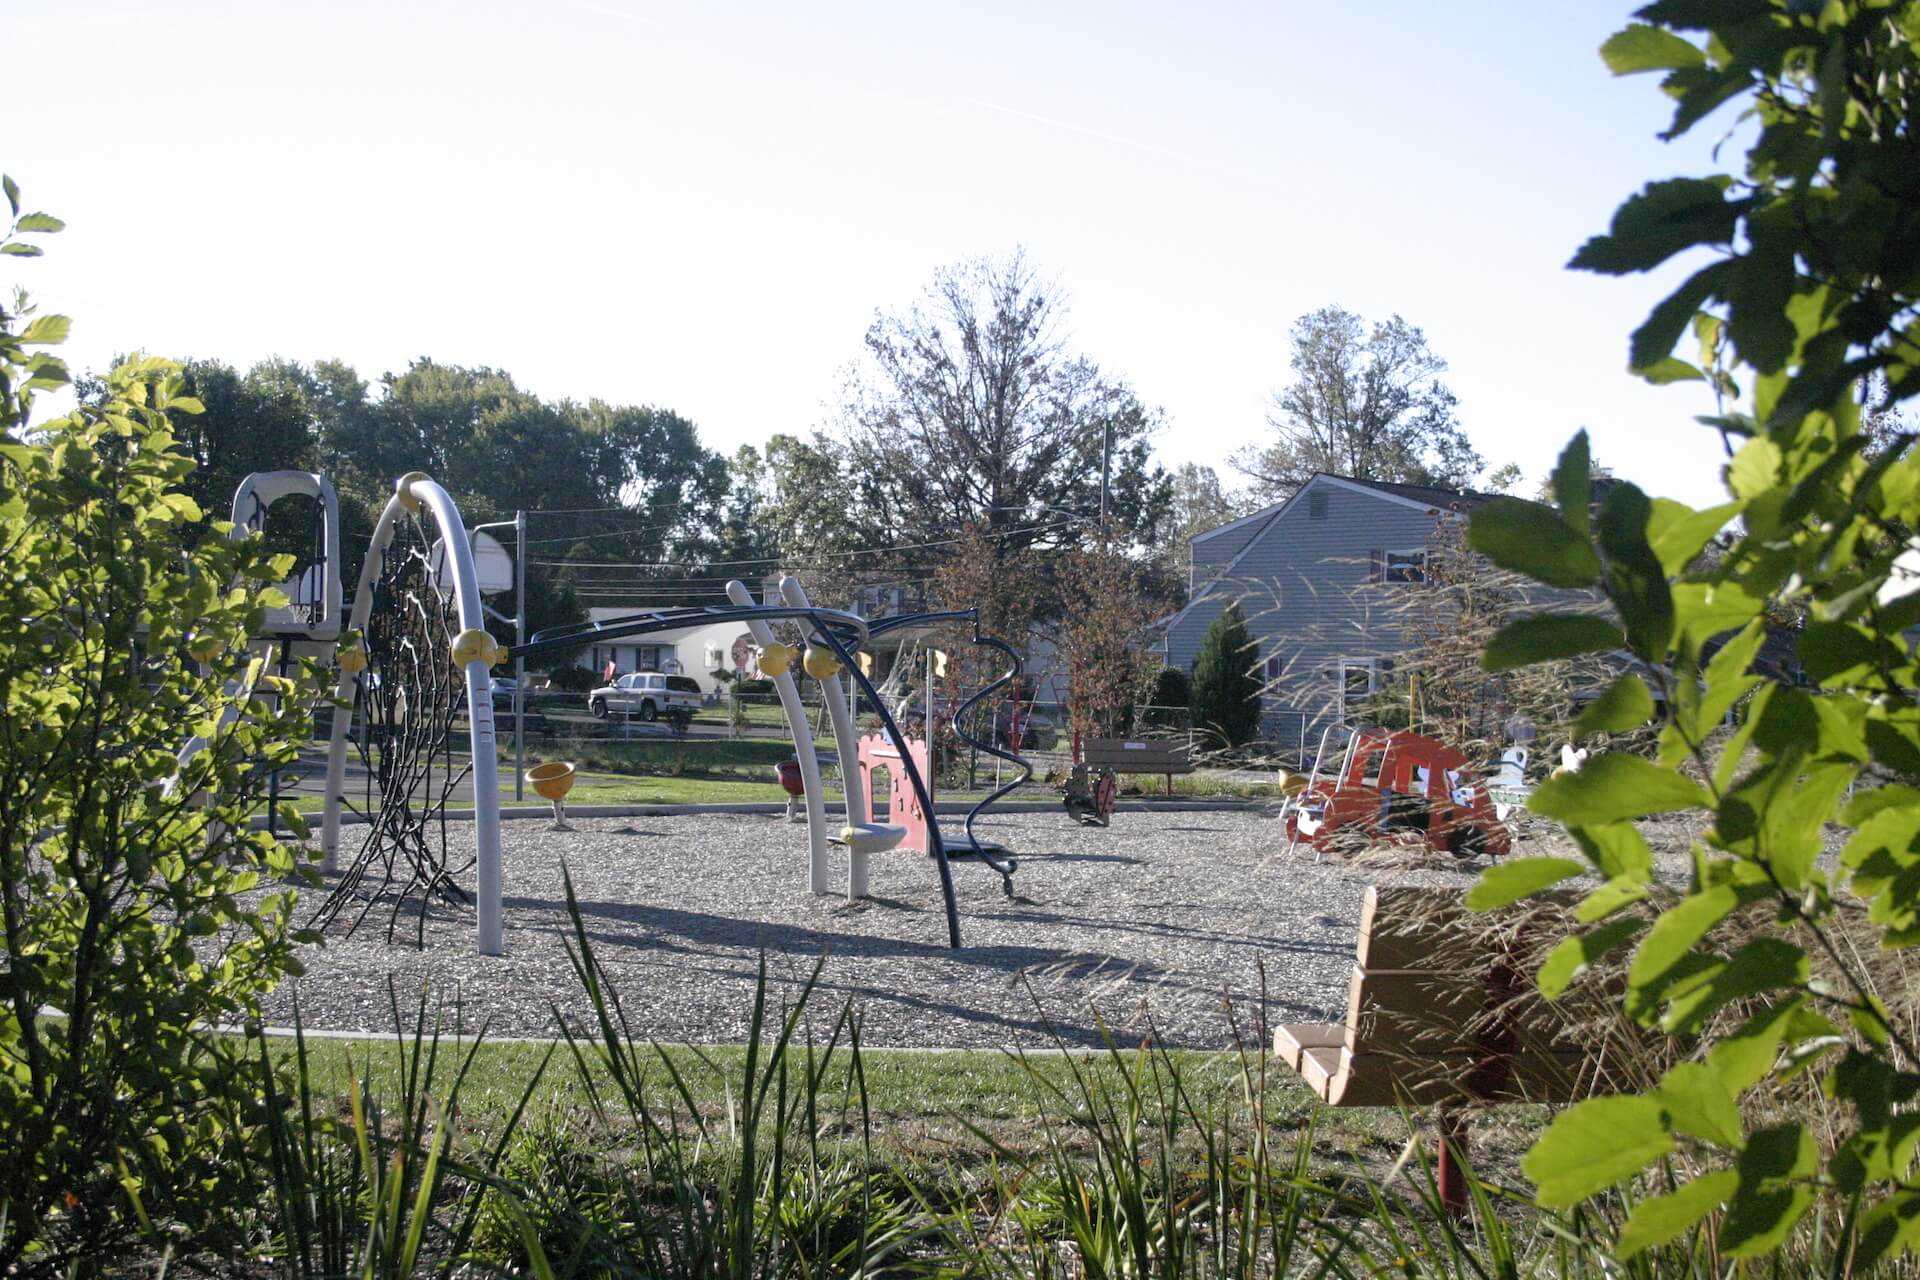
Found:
948,631 -> 1026,896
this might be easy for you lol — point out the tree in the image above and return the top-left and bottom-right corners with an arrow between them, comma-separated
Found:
1189,602 -> 1262,749
0,193 -> 316,1269
1154,462 -> 1249,592
1466,5 -> 1920,1267
838,250 -> 1171,570
1236,306 -> 1483,500
1053,541 -> 1165,744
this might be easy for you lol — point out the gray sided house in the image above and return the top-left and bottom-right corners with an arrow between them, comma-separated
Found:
1158,473 -> 1492,757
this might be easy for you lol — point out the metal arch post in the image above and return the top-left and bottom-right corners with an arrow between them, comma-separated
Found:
725,580 -> 831,894
407,478 -> 506,956
322,495 -> 407,875
809,622 -> 961,950
321,476 -> 505,956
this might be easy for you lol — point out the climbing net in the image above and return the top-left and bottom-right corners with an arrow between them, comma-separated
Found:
312,513 -> 474,945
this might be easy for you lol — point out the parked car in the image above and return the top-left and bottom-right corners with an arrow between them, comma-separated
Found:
588,672 -> 702,727
488,676 -> 518,710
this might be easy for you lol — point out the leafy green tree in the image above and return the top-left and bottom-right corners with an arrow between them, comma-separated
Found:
837,250 -> 1171,564
0,184 -> 317,1270
1466,4 -> 1920,1266
1235,305 -> 1484,500
1189,602 -> 1261,748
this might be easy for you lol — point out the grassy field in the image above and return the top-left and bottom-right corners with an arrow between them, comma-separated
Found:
259,1023 -> 1427,1178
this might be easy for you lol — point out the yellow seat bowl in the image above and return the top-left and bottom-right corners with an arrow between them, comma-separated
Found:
527,761 -> 577,802
1277,771 -> 1308,797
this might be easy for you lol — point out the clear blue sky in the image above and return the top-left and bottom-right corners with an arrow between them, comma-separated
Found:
11,1 -> 1738,506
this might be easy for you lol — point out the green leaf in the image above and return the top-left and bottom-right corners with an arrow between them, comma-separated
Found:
1672,580 -> 1765,647
1721,1124 -> 1816,1257
1551,431 -> 1592,536
14,212 -> 63,234
1524,1095 -> 1673,1208
1530,755 -> 1708,825
1799,620 -> 1887,687
1629,262 -> 1726,373
1617,1171 -> 1738,1257
1655,1061 -> 1744,1147
1629,884 -> 1741,990
1469,496 -> 1601,589
1600,22 -> 1706,75
1465,857 -> 1585,911
1647,498 -> 1740,575
19,315 -> 70,346
1538,916 -> 1642,998
1574,674 -> 1655,737
1596,483 -> 1674,659
2,175 -> 18,218
1706,999 -> 1804,1094
1571,821 -> 1655,880
1,242 -> 43,257
1660,938 -> 1810,1035
1568,178 -> 1743,276
1484,614 -> 1625,671
1638,356 -> 1705,384
1575,875 -> 1649,922
1854,1191 -> 1920,1270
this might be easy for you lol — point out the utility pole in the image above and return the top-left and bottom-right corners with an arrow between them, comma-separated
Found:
1098,417 -> 1113,535
513,509 -> 526,801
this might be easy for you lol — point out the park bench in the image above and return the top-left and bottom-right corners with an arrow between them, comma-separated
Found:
1083,737 -> 1194,797
1274,885 -> 1600,1214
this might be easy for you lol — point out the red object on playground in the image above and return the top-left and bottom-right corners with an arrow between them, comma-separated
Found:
775,759 -> 805,797
856,732 -> 933,854
1284,728 -> 1510,859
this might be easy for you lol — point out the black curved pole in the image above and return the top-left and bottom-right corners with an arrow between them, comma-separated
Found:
511,603 -> 869,664
812,623 -> 962,949
949,630 -> 1028,895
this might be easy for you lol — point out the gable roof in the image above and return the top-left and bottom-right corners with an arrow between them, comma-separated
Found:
1163,472 -> 1479,641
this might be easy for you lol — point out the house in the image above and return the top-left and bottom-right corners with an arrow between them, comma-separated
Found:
1158,473 -> 1495,755
578,607 -> 754,697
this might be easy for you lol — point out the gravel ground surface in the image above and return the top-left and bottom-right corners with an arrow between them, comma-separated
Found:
258,808 -> 1578,1049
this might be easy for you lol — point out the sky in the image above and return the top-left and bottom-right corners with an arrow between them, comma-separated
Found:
10,0 -> 1742,508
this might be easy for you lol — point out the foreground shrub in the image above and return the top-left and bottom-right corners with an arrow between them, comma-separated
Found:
1468,1 -> 1920,1268
0,182 -> 320,1272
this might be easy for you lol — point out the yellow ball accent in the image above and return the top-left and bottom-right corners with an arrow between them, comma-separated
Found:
527,760 -> 577,802
337,647 -> 368,676
394,471 -> 430,513
802,645 -> 842,680
757,642 -> 797,679
450,628 -> 496,667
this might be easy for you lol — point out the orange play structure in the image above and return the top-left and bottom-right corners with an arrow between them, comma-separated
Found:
1280,727 -> 1511,860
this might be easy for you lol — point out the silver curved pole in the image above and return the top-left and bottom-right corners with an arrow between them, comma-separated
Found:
321,475 -> 505,955
780,577 -> 870,898
725,579 -> 831,893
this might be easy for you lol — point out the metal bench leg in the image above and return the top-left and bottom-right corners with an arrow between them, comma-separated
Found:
1435,1108 -> 1471,1219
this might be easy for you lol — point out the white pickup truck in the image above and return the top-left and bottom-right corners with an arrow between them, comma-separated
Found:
587,672 -> 703,726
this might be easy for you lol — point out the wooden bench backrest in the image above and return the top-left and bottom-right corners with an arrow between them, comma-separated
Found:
1333,885 -> 1586,1106
1084,738 -> 1193,772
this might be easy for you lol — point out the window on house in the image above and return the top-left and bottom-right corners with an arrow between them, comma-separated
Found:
1340,660 -> 1376,720
1263,654 -> 1284,682
1384,549 -> 1428,583
1308,490 -> 1329,520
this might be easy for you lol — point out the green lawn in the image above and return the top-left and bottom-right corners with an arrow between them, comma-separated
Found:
261,1029 -> 1417,1171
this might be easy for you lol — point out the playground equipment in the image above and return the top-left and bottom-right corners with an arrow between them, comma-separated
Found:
527,760 -> 577,831
515,575 -> 973,947
318,473 -> 510,951
168,471 -> 345,812
1277,725 -> 1511,862
849,610 -> 1029,895
1063,761 -> 1118,826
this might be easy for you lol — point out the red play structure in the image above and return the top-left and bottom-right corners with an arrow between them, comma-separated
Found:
855,732 -> 935,854
1280,727 -> 1510,860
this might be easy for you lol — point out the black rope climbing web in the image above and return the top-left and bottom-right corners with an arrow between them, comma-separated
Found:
312,514 -> 474,946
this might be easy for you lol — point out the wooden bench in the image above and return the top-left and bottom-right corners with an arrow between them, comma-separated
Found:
1275,885 -> 1598,1213
1083,737 -> 1194,796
